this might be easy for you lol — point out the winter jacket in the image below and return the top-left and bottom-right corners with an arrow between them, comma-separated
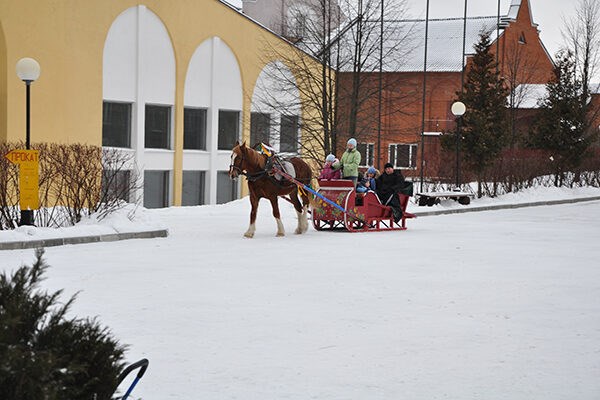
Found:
319,164 -> 342,180
357,176 -> 376,192
333,148 -> 361,178
376,170 -> 405,202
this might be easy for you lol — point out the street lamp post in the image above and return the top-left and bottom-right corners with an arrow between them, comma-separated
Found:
16,57 -> 41,226
451,101 -> 466,188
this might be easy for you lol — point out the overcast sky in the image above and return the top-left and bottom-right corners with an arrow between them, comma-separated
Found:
231,0 -> 576,60
404,0 -> 575,60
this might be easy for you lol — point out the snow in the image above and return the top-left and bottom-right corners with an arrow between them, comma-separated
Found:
0,204 -> 165,244
1,187 -> 600,399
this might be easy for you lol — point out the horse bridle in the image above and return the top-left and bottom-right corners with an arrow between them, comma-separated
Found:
229,148 -> 272,182
229,150 -> 246,177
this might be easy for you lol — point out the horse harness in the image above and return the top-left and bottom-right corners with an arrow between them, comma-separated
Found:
230,152 -> 293,186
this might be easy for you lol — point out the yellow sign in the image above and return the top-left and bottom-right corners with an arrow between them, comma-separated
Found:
5,149 -> 40,210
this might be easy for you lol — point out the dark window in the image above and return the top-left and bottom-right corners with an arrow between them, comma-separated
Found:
145,105 -> 171,149
518,32 -> 527,44
182,171 -> 206,206
184,108 -> 207,150
292,13 -> 307,39
280,115 -> 298,153
216,171 -> 237,204
102,102 -> 131,148
357,143 -> 374,167
218,110 -> 240,150
101,170 -> 131,202
251,112 -> 271,146
144,170 -> 169,208
389,144 -> 417,169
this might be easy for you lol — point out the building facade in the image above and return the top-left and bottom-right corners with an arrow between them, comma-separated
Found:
1,0 -> 319,207
243,0 -> 344,43
335,0 -> 555,178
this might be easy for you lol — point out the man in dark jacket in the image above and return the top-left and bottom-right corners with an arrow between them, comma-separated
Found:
376,162 -> 405,223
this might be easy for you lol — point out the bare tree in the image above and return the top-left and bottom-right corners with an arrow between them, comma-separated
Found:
503,43 -> 541,191
96,147 -> 141,220
0,142 -> 140,229
561,0 -> 600,183
563,0 -> 600,101
0,142 -> 20,229
252,0 -> 415,166
336,0 -> 416,145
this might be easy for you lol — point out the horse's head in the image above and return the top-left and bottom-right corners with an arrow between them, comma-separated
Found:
229,141 -> 247,179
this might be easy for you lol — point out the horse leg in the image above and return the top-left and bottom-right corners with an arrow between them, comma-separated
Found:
244,194 -> 259,238
290,189 -> 307,234
300,190 -> 310,233
268,196 -> 285,237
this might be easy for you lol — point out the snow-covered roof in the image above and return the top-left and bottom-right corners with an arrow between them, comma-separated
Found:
393,16 -> 500,72
334,16 -> 500,73
503,0 -> 521,24
500,0 -> 538,29
512,82 -> 600,109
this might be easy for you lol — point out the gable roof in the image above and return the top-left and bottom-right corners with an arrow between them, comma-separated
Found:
330,0 -> 544,73
500,0 -> 538,28
392,16 -> 499,72
332,15 -> 500,73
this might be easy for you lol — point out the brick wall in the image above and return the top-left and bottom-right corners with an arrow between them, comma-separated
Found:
335,0 -> 555,179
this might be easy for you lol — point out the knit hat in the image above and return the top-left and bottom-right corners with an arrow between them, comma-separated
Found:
347,138 -> 357,147
325,154 -> 335,163
384,162 -> 394,169
367,166 -> 376,175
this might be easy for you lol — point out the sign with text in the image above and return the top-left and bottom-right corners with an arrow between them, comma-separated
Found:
5,149 -> 40,210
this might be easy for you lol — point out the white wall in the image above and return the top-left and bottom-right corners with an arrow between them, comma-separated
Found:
251,61 -> 300,153
183,37 -> 243,204
103,5 -> 176,206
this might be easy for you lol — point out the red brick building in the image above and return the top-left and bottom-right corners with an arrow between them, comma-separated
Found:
337,0 -> 555,180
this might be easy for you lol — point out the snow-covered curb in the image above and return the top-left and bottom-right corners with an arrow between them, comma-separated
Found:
0,229 -> 168,251
413,195 -> 600,216
0,204 -> 168,250
410,186 -> 600,215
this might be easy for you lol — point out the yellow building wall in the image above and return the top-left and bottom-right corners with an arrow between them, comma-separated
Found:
0,0 -> 321,204
0,20 -> 6,143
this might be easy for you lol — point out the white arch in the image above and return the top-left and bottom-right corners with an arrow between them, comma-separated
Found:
251,61 -> 301,153
184,37 -> 242,110
184,37 -> 243,204
103,6 -> 175,104
252,61 -> 299,114
103,5 -> 176,207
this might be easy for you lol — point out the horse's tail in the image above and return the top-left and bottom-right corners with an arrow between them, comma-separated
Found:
298,183 -> 318,210
288,157 -> 317,209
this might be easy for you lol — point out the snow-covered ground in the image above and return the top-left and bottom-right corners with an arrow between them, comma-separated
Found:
1,187 -> 600,399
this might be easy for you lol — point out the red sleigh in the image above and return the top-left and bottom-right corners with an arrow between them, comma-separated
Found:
311,179 -> 416,232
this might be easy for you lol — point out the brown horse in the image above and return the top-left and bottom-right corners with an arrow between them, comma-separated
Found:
229,142 -> 312,238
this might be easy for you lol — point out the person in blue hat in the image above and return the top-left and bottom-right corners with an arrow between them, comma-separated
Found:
318,153 -> 341,180
332,138 -> 361,185
356,166 -> 378,193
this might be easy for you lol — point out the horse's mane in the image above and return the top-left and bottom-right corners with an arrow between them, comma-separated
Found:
241,145 -> 266,169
